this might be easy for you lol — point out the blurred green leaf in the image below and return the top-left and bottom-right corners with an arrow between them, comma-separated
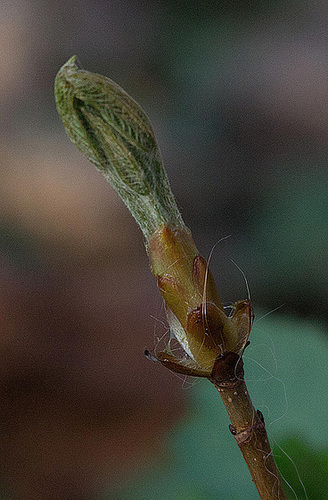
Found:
242,169 -> 328,318
275,436 -> 328,500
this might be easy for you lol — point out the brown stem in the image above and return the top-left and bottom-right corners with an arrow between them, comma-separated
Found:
211,354 -> 287,500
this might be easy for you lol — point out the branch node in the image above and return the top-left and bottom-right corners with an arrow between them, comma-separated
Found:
210,352 -> 244,388
233,416 -> 266,447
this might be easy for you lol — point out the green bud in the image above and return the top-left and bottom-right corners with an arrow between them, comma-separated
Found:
54,56 -> 186,241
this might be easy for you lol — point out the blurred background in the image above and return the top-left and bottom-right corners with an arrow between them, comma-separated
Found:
0,1 -> 327,499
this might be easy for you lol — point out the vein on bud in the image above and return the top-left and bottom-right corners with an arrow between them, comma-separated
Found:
55,55 -> 185,241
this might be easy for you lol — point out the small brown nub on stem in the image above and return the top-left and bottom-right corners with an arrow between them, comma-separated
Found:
229,424 -> 237,435
233,416 -> 266,447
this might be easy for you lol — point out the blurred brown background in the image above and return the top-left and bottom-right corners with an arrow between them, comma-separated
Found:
0,1 -> 327,499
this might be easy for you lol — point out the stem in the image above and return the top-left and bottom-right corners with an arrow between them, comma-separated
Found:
55,57 -> 288,499
211,356 -> 287,500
